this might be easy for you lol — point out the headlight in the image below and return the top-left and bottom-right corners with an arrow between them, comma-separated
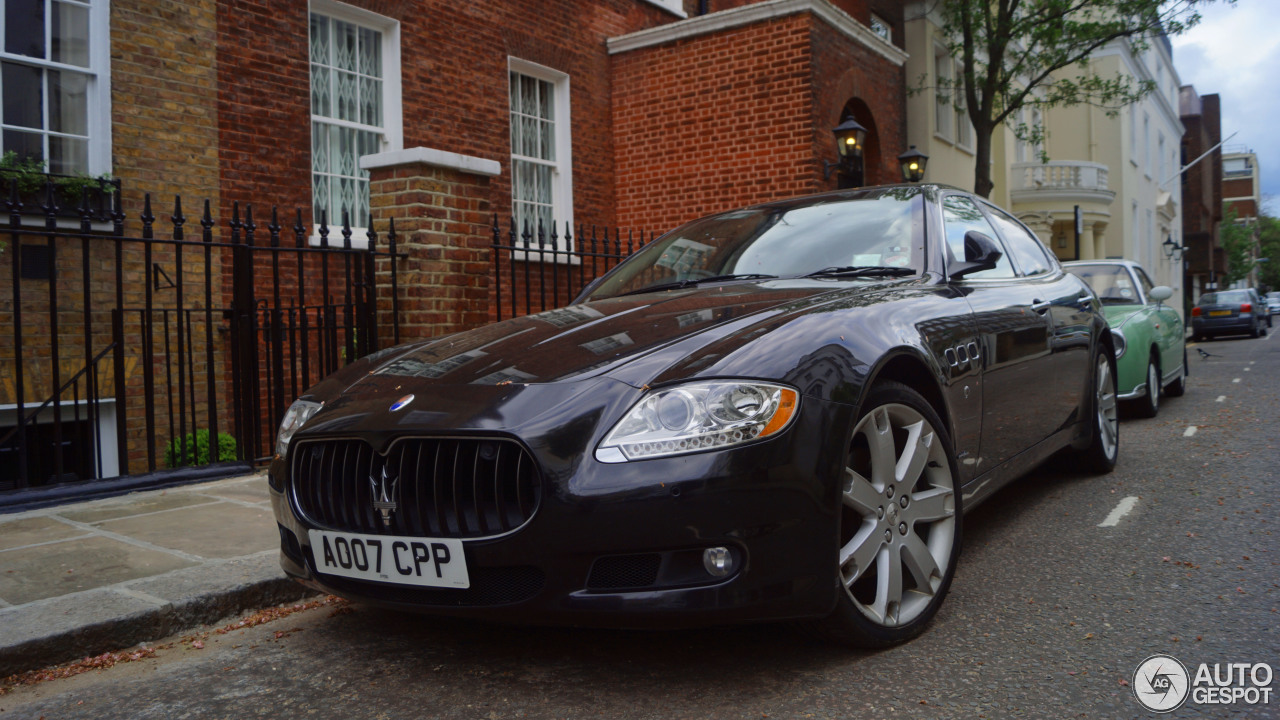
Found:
275,399 -> 323,458
595,380 -> 799,462
1110,329 -> 1127,359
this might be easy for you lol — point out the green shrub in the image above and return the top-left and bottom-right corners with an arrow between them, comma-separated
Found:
165,429 -> 238,468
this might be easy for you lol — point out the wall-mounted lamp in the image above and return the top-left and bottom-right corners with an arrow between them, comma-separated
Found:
1162,235 -> 1184,259
897,145 -> 929,183
823,116 -> 868,180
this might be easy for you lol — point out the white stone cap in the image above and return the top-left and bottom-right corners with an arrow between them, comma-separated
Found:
361,147 -> 502,178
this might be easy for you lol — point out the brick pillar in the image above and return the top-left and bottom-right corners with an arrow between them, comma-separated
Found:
363,148 -> 502,345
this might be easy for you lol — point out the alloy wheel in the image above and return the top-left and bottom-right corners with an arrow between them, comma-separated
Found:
840,403 -> 956,628
1096,355 -> 1119,460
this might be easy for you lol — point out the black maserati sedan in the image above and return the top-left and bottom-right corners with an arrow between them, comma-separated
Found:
270,184 -> 1118,647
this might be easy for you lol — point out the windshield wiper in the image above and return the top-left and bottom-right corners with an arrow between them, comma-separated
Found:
803,266 -> 917,278
616,273 -> 778,297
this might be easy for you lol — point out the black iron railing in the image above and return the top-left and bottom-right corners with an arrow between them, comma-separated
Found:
490,215 -> 657,321
0,183 -> 404,502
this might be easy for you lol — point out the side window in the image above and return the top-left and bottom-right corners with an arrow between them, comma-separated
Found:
984,205 -> 1054,276
942,195 -> 1015,279
1133,266 -> 1155,300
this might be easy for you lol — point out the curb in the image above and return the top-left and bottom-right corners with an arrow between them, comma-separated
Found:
0,560 -> 316,678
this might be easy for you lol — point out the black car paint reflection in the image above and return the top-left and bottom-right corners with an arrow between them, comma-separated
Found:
270,185 -> 1113,644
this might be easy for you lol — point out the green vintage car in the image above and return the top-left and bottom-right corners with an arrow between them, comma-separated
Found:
1064,260 -> 1187,418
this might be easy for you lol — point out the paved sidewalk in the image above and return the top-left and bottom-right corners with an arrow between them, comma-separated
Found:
0,473 -> 314,677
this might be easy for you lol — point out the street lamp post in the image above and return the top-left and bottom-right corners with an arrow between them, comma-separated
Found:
897,145 -> 929,183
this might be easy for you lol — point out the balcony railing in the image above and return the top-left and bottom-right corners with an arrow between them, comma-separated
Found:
1011,161 -> 1111,194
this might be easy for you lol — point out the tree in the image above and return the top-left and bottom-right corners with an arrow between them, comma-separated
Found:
1220,206 -> 1255,288
923,0 -> 1230,198
1257,214 -> 1280,292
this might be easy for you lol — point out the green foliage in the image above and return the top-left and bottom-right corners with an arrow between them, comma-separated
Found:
921,0 -> 1233,197
1220,206 -> 1256,287
1257,214 -> 1280,293
164,429 -> 238,468
0,151 -> 115,207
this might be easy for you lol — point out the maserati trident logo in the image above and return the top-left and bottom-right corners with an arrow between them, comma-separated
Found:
370,463 -> 399,527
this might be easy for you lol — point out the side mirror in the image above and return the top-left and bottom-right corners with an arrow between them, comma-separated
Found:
1148,286 -> 1173,304
949,231 -> 1003,279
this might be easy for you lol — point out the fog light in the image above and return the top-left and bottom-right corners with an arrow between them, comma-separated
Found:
702,546 -> 735,578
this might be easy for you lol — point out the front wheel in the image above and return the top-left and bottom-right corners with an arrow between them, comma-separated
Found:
1077,351 -> 1119,474
809,381 -> 961,648
1133,355 -> 1160,418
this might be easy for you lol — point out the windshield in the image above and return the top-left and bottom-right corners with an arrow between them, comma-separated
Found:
581,188 -> 925,300
1199,291 -> 1250,305
1065,264 -> 1142,305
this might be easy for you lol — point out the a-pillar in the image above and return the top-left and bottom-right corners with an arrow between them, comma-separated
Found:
362,147 -> 501,345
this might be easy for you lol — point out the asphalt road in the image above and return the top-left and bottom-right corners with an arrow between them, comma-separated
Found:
3,332 -> 1277,719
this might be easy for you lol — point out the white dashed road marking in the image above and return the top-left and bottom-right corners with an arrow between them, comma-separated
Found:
1099,496 -> 1140,527
1216,395 -> 1226,402
1184,426 -> 1198,437
1233,378 -> 1241,383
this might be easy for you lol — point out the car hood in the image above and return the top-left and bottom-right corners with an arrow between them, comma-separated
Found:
295,278 -> 922,436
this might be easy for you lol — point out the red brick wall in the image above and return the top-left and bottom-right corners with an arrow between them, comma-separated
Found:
612,10 -> 905,231
612,15 -> 816,231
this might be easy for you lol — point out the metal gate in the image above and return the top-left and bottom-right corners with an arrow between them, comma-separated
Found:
0,186 -> 403,505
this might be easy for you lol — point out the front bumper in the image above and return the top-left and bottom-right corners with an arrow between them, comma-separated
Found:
270,392 -> 854,628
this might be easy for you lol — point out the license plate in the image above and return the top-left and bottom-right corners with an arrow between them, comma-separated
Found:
1209,310 -> 1232,317
308,530 -> 469,589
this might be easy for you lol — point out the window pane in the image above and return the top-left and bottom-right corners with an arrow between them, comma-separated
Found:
540,118 -> 554,162
51,1 -> 89,67
311,121 -> 329,173
5,0 -> 44,59
308,14 -> 328,64
334,20 -> 358,72
360,77 -> 381,126
539,79 -> 553,121
310,64 -> 329,116
2,61 -> 43,129
359,27 -> 380,76
2,128 -> 43,164
942,195 -> 1015,279
335,70 -> 358,122
47,134 -> 86,174
986,206 -> 1051,275
49,69 -> 88,136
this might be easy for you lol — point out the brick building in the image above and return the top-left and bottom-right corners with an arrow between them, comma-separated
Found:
1,0 -> 909,494
1178,87 -> 1223,304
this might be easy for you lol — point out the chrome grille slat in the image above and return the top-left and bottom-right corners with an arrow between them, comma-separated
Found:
290,437 -> 541,539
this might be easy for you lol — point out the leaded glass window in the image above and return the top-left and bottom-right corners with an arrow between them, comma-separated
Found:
509,70 -> 557,242
1,0 -> 99,174
310,11 -> 384,231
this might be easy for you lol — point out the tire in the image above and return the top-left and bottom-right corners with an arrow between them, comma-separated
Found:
1165,348 -> 1187,398
809,381 -> 961,648
1250,319 -> 1260,338
1077,350 -> 1119,474
1133,354 -> 1160,418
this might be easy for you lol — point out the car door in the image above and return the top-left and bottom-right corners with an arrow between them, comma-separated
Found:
1132,265 -> 1183,380
941,194 -> 1056,470
981,202 -> 1093,449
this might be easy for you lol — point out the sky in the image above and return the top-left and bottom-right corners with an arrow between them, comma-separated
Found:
1170,0 -> 1280,213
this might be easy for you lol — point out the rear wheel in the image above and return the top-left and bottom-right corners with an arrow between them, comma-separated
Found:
810,381 -> 961,648
1077,351 -> 1119,474
1165,349 -> 1187,398
1250,319 -> 1260,338
1133,355 -> 1160,418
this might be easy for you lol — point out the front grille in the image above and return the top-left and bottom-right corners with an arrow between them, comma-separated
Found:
291,437 -> 541,538
587,554 -> 662,590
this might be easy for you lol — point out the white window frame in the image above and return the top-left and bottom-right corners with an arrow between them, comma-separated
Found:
1142,112 -> 1150,177
0,0 -> 112,176
1129,107 -> 1137,167
638,0 -> 687,17
933,44 -> 951,141
954,63 -> 973,151
508,57 -> 574,251
308,0 -> 402,248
